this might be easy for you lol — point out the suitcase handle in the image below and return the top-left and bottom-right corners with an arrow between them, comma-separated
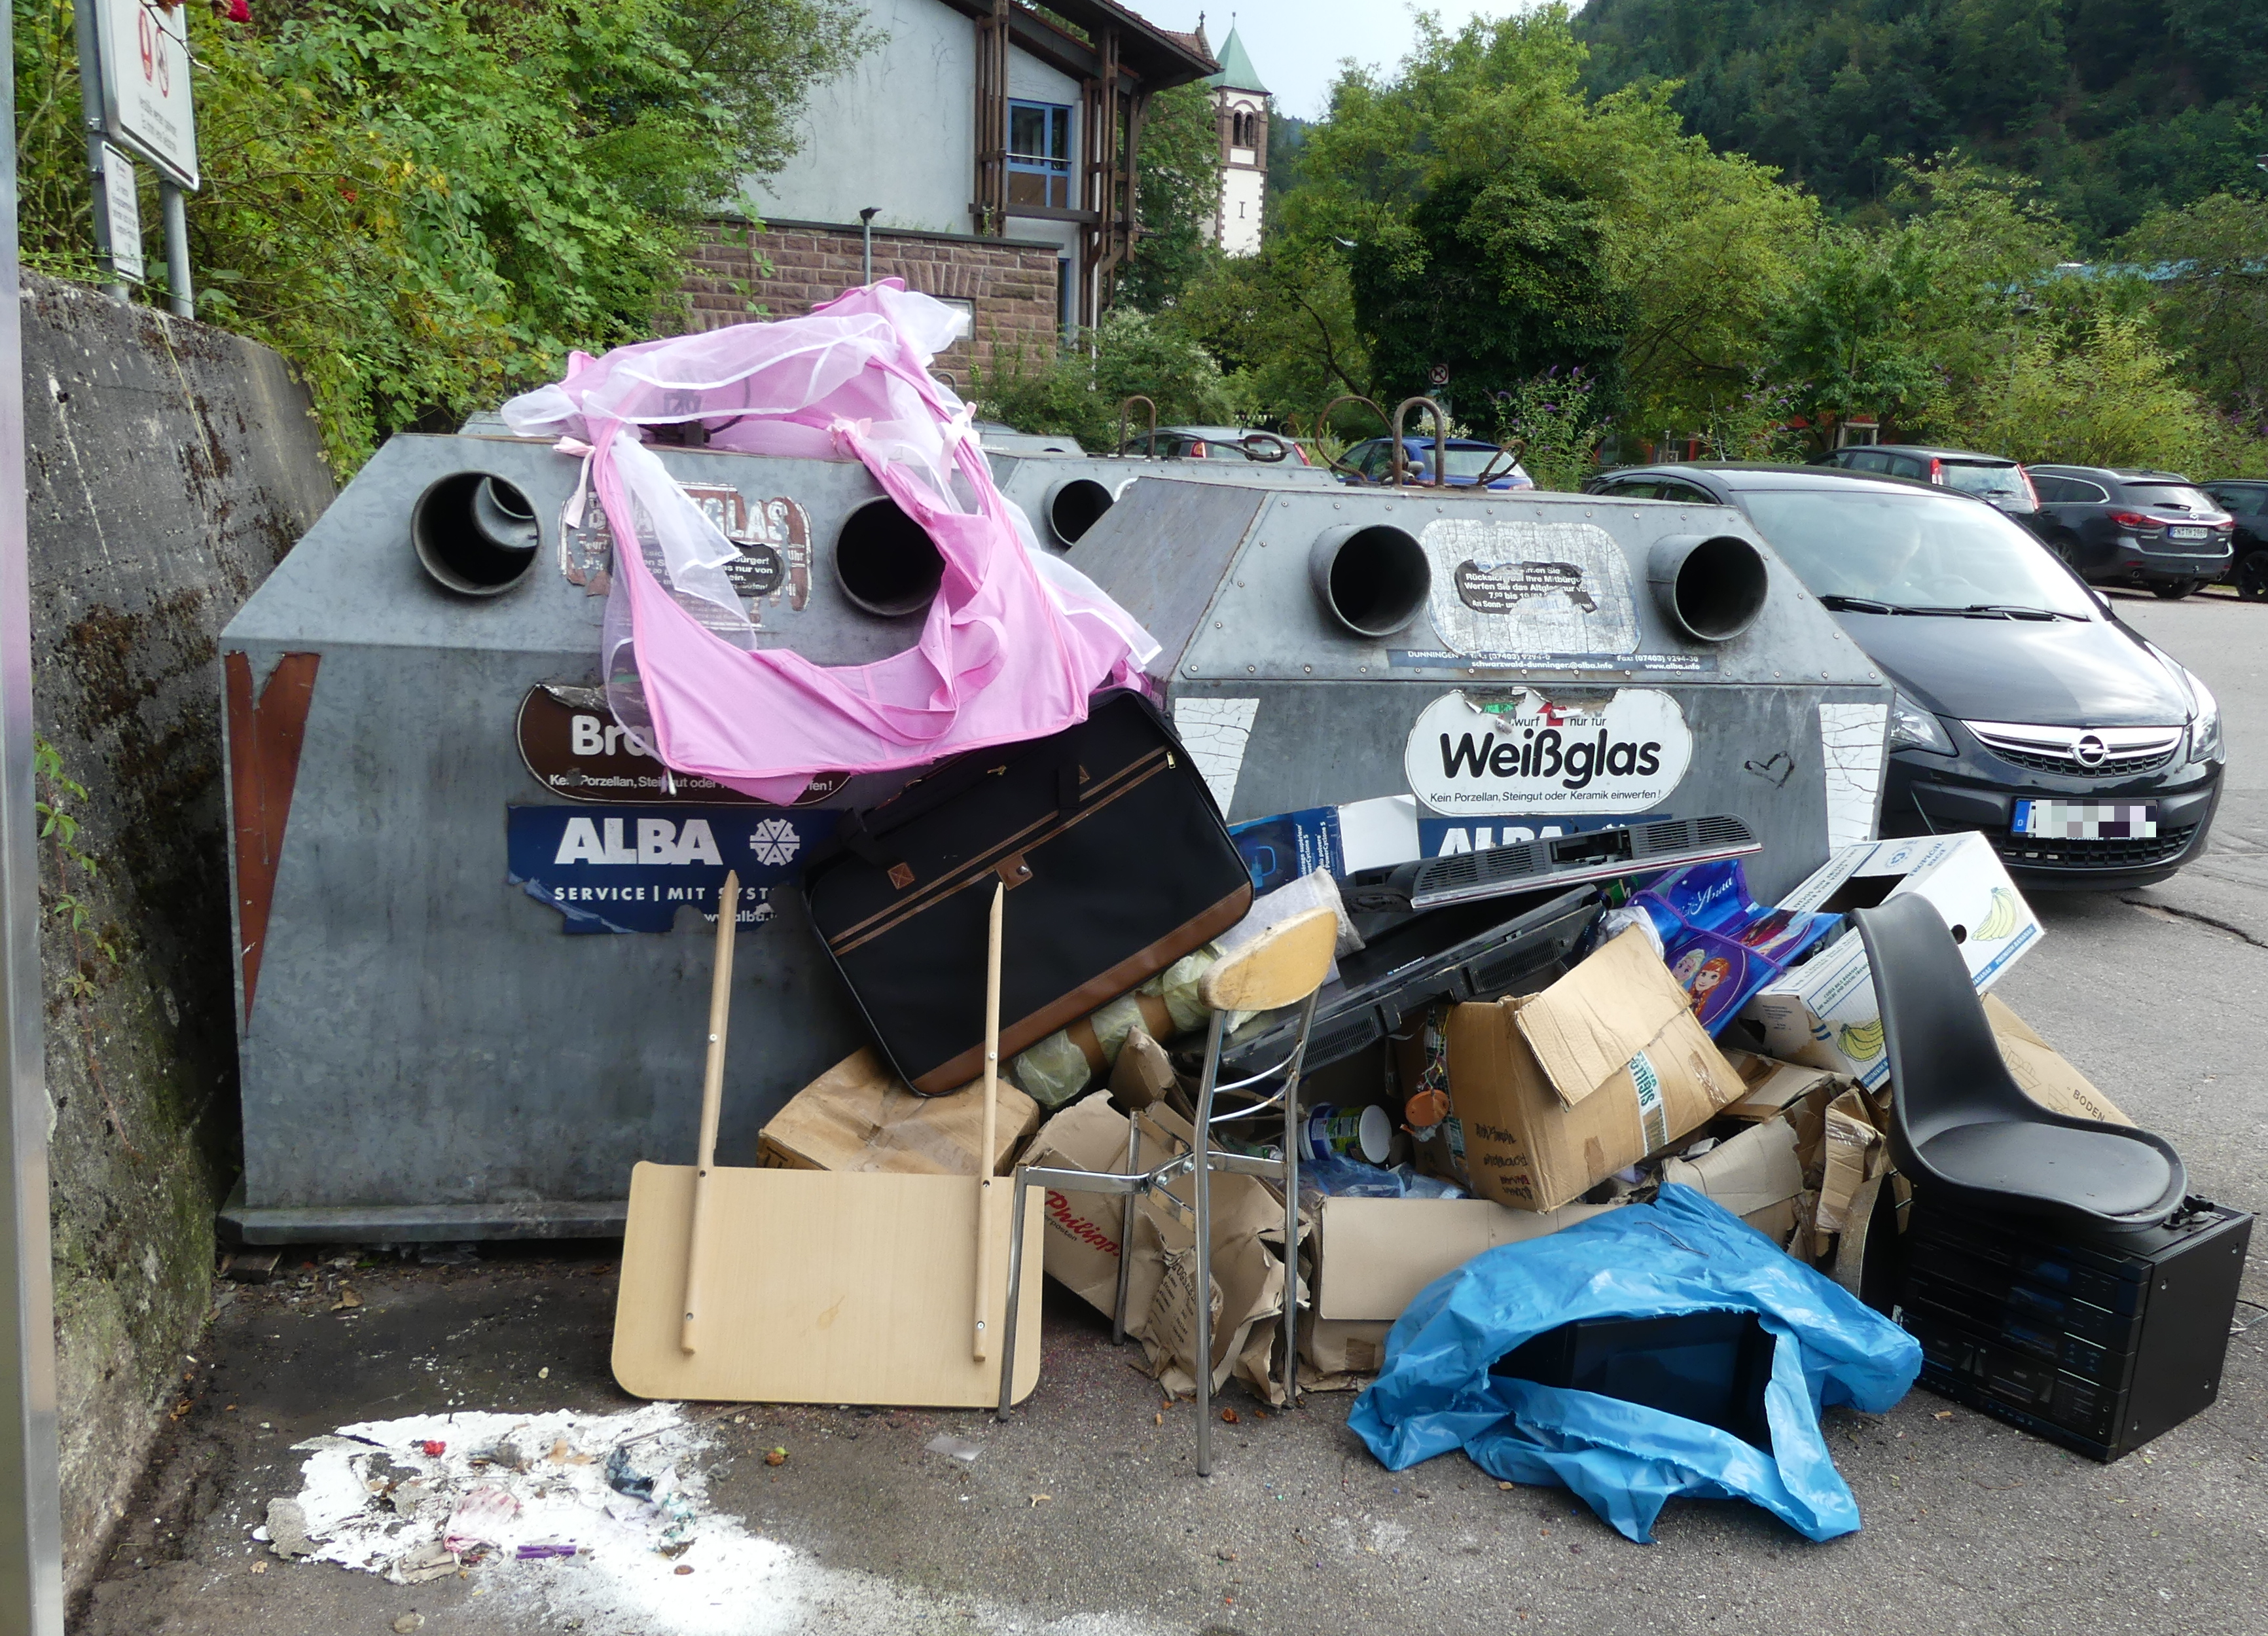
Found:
837,744 -> 1086,875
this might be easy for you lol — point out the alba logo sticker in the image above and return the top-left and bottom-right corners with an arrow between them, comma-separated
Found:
1403,689 -> 1693,815
749,818 -> 802,867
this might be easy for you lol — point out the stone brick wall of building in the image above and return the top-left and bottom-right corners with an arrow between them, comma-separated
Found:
685,219 -> 1061,386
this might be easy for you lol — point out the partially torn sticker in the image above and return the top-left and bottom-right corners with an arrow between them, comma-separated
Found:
505,805 -> 833,934
1818,702 -> 1890,850
1173,697 -> 1260,816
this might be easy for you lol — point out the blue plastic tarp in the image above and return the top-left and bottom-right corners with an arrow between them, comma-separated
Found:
1347,1185 -> 1921,1543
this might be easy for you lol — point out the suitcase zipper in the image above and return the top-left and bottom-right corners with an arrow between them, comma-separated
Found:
821,746 -> 1169,943
826,750 -> 1176,955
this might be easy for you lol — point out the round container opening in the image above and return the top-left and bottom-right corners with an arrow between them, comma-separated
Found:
1313,524 -> 1430,637
412,473 -> 540,595
1665,534 -> 1769,642
836,497 -> 945,617
1047,477 -> 1115,545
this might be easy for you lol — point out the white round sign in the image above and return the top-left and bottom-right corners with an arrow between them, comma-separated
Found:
1403,689 -> 1693,814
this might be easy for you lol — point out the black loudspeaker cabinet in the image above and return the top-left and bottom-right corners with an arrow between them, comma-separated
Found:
1891,1192 -> 2251,1462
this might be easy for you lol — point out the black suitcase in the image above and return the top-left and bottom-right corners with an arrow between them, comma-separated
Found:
804,691 -> 1255,1095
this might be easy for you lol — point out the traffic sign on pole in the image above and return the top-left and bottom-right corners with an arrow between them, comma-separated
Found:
93,0 -> 196,190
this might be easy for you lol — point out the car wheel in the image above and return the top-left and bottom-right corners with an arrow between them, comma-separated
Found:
2151,579 -> 2200,600
2239,551 -> 2268,602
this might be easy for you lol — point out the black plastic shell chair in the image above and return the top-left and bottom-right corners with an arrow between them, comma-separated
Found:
1855,894 -> 2184,1231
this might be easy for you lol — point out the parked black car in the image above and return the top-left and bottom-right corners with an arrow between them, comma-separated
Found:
1582,462 -> 2223,888
2200,480 -> 2268,600
1812,443 -> 2041,528
2026,465 -> 2235,600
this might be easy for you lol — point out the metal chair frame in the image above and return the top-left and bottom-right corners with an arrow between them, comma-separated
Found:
996,989 -> 1323,1475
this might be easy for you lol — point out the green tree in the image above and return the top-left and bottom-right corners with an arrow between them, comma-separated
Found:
12,0 -> 869,472
1276,8 -> 1818,437
2117,192 -> 2268,434
1965,316 -> 2235,469
1172,245 -> 1370,429
1574,0 -> 2268,247
1771,155 -> 2072,440
1115,81 -> 1223,313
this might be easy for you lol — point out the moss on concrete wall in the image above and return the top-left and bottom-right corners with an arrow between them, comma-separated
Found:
19,273 -> 334,1593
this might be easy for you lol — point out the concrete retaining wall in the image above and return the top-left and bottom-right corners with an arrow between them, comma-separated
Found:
19,272 -> 334,1595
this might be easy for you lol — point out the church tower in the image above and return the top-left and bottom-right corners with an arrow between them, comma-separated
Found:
1204,24 -> 1269,256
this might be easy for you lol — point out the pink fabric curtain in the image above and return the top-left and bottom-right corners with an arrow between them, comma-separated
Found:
502,282 -> 1156,805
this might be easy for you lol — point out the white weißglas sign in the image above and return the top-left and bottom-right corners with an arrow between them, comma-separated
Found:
96,0 -> 199,189
1403,688 -> 1693,814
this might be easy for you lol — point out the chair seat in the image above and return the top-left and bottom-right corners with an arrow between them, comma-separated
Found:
1919,1121 -> 2176,1216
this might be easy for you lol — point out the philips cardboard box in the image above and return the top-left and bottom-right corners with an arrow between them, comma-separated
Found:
1443,928 -> 1746,1211
1740,833 -> 2042,1089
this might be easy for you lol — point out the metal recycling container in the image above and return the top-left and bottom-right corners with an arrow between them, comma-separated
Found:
217,431 -> 1887,1243
215,433 -> 1346,1242
1063,475 -> 1896,905
989,448 -> 1340,551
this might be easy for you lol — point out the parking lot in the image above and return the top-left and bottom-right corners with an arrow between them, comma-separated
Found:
67,590 -> 2268,1636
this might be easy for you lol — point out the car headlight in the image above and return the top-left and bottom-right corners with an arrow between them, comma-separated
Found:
2188,672 -> 2223,764
1888,691 -> 1954,755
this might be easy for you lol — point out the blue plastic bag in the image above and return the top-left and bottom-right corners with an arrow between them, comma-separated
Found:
1347,1186 -> 1920,1543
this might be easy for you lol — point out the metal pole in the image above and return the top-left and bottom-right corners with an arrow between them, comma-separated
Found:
858,207 -> 879,287
159,181 -> 191,319
0,0 -> 69,1625
68,0 -> 124,300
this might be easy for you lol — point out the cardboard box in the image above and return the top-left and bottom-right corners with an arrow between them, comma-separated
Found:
1718,1050 -> 1851,1123
1659,1118 -> 1805,1243
1445,928 -> 1746,1211
1987,996 -> 2134,1126
1299,1195 -> 1615,1381
1741,833 -> 2042,1089
757,1049 -> 1040,1176
1018,1093 -> 1293,1400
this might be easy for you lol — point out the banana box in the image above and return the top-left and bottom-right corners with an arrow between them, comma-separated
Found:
1738,832 -> 2042,1090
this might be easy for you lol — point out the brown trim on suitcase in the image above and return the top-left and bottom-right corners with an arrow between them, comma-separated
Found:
909,882 -> 1256,1094
825,750 -> 1175,957
821,746 -> 1168,945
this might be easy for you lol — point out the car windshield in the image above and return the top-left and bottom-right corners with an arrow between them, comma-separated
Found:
1941,462 -> 2027,501
1740,488 -> 2097,619
1433,446 -> 1521,481
2123,483 -> 2220,515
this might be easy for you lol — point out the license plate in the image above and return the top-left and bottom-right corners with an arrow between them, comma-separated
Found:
2013,800 -> 2158,839
2167,526 -> 2208,540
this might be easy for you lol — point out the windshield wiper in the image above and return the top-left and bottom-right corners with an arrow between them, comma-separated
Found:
1820,595 -> 2082,621
1951,603 -> 2084,621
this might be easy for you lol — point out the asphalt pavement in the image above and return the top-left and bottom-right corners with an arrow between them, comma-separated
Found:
73,589 -> 2268,1636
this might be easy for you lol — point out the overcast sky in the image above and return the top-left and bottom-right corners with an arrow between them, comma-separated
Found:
1119,2 -> 1557,122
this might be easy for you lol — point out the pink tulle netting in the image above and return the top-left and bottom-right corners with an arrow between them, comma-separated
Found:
501,282 -> 1158,805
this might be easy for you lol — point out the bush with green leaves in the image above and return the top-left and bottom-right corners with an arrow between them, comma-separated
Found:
972,308 -> 1236,451
12,0 -> 867,474
1961,316 -> 2248,474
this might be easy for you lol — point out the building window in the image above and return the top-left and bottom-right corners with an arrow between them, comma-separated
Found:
1007,100 -> 1072,209
1231,109 -> 1259,148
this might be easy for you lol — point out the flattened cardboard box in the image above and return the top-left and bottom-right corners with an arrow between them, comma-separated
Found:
757,1048 -> 1041,1176
1987,995 -> 2133,1126
1659,1117 -> 1805,1243
1019,1092 -> 1293,1401
1447,928 -> 1744,1211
